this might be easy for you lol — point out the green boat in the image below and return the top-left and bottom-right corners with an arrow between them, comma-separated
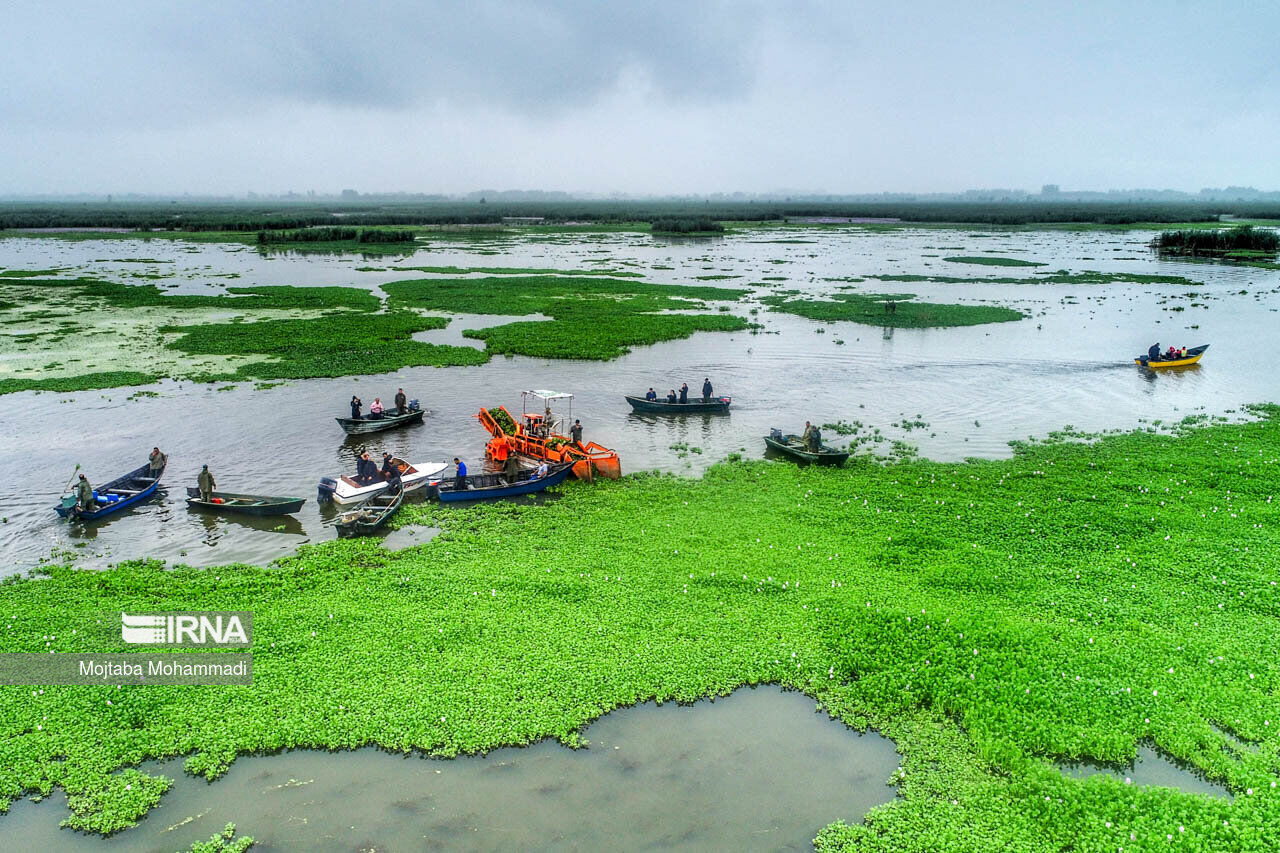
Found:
185,487 -> 306,516
764,433 -> 850,466
334,487 -> 404,536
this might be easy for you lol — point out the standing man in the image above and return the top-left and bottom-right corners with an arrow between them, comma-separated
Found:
453,457 -> 468,491
148,447 -> 166,478
802,421 -> 814,449
503,447 -> 521,482
350,395 -> 362,419
394,388 -> 407,415
679,383 -> 689,404
197,465 -> 216,502
702,377 -> 713,401
570,419 -> 583,445
75,473 -> 94,512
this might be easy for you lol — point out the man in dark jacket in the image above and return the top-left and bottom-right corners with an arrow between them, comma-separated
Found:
645,388 -> 657,401
350,396 -> 362,419
702,378 -> 713,400
356,453 -> 379,484
666,389 -> 677,403
570,419 -> 583,444
380,453 -> 398,479
1147,343 -> 1161,362
75,474 -> 94,512
394,389 -> 407,415
679,383 -> 689,403
197,465 -> 216,502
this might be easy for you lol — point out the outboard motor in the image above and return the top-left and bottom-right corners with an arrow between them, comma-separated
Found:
769,427 -> 783,440
407,399 -> 421,412
318,477 -> 338,504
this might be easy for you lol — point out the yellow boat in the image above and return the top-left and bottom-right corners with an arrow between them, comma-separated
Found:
1134,344 -> 1208,368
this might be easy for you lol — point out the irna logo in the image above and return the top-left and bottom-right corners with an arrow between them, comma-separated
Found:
121,612 -> 252,647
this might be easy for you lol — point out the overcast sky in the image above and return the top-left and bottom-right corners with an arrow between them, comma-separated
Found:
2,1 -> 1277,195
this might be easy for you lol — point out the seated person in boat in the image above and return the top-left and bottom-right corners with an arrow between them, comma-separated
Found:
76,474 -> 94,511
148,447 -> 166,477
385,466 -> 403,495
370,398 -> 384,419
197,465 -> 216,502
531,461 -> 549,480
666,389 -> 678,403
356,452 -> 380,484
380,453 -> 398,479
1147,343 -> 1161,362
453,457 -> 467,490
1166,346 -> 1179,359
645,388 -> 658,401
350,395 -> 362,419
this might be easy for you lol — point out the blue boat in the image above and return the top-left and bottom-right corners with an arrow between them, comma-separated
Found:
437,462 -> 573,503
55,462 -> 165,521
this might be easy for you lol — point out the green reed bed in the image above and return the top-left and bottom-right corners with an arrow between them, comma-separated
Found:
0,411 -> 1277,848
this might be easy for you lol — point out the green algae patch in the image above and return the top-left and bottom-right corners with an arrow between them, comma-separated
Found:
762,291 -> 1025,328
386,275 -> 750,360
163,311 -> 487,380
391,265 -> 643,277
944,256 -> 1047,267
1,411 -> 1279,845
872,270 -> 1200,286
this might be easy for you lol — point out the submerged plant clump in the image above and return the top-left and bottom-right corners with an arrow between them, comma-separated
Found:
1,411 -> 1278,848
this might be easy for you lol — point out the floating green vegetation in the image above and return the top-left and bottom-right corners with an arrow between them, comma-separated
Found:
0,267 -> 69,277
256,227 -> 415,245
694,274 -> 741,280
943,256 -> 1047,267
386,275 -> 749,360
185,823 -> 254,853
0,371 -> 163,396
164,311 -> 486,380
761,291 -> 1024,328
2,411 -> 1279,845
871,270 -> 1200,286
391,265 -> 642,278
1153,225 -> 1280,257
0,277 -> 379,312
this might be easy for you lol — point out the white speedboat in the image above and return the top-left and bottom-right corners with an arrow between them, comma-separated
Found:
318,459 -> 448,505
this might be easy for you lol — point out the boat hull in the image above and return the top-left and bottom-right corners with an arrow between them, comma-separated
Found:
625,394 -> 731,414
320,460 -> 447,504
185,488 -> 306,516
764,435 -> 849,466
335,409 -> 424,434
1135,344 -> 1208,368
438,463 -> 573,502
335,489 -> 404,535
55,463 -> 164,520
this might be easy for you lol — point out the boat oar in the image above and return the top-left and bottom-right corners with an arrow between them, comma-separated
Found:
61,463 -> 81,496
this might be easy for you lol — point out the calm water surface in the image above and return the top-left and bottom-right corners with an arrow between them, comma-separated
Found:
2,687 -> 901,851
1,227 -> 1278,574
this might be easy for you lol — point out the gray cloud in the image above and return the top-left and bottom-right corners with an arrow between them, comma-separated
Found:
2,1 -> 1278,194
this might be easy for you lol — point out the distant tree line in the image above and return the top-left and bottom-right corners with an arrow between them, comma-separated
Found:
5,200 -> 1280,232
255,227 -> 416,244
650,217 -> 725,234
1152,225 -> 1279,255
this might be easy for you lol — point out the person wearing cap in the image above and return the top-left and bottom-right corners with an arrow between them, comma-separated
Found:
197,465 -> 216,502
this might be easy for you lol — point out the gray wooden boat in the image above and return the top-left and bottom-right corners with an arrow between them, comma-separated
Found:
764,434 -> 849,466
335,406 -> 424,435
625,394 -> 731,414
185,487 -> 306,516
334,487 -> 404,535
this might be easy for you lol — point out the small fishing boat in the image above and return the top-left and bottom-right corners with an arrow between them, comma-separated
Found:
55,462 -> 165,520
437,462 -> 574,503
185,488 -> 306,517
1134,344 -> 1208,368
335,403 -> 425,435
318,459 -> 448,505
334,488 -> 404,535
764,433 -> 850,466
625,394 -> 732,414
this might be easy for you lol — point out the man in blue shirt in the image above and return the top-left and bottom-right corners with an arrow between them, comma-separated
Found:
645,388 -> 657,401
453,457 -> 467,491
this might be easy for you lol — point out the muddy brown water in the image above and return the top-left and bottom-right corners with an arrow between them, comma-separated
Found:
2,687 -> 901,851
